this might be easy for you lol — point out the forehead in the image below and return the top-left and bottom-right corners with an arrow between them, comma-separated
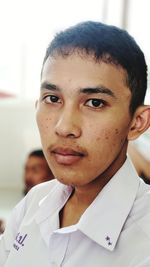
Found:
41,54 -> 131,98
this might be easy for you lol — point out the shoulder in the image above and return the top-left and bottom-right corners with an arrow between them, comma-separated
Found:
0,180 -> 60,250
7,179 -> 59,231
127,180 -> 150,239
23,179 -> 60,214
26,179 -> 58,202
136,182 -> 150,239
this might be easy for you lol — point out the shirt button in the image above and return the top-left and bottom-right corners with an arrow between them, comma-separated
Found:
50,262 -> 58,267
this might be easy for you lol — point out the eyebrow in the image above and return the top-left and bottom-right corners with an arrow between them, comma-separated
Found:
40,82 -> 116,98
40,82 -> 58,91
79,86 -> 116,98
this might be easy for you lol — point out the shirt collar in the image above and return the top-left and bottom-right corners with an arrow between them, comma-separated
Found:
77,158 -> 140,251
35,158 -> 140,251
34,181 -> 72,246
35,181 -> 72,224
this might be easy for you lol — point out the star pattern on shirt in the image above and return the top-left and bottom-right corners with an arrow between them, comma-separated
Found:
105,236 -> 112,246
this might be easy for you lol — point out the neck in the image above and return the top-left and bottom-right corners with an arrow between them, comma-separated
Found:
71,147 -> 127,208
60,144 -> 128,228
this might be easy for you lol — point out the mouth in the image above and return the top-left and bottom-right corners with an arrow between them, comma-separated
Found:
51,147 -> 85,165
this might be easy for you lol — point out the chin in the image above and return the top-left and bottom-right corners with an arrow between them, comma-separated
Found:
55,174 -> 87,187
56,176 -> 75,186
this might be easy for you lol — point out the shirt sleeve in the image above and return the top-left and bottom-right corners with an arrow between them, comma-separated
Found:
0,181 -> 56,266
0,197 -> 26,266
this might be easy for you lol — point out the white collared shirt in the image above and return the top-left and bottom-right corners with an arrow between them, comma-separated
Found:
1,158 -> 150,267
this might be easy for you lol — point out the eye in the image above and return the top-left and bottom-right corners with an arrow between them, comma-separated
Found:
85,99 -> 106,108
43,95 -> 61,104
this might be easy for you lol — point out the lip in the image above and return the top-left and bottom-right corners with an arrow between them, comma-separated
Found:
51,147 -> 85,165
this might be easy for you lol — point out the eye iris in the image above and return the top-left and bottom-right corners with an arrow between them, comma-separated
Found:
92,99 -> 101,107
51,96 -> 58,102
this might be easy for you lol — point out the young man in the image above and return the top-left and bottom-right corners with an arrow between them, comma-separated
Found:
24,149 -> 54,195
0,21 -> 150,266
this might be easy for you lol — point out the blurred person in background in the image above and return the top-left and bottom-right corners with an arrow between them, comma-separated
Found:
0,219 -> 5,235
128,142 -> 150,183
24,149 -> 54,195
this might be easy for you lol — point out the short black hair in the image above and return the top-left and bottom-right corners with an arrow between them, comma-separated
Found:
42,21 -> 147,115
29,149 -> 44,158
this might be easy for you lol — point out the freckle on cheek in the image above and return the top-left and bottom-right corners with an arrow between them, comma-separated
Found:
115,129 -> 119,134
46,118 -> 52,121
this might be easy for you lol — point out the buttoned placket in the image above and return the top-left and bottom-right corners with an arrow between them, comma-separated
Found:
35,183 -> 73,267
49,232 -> 70,267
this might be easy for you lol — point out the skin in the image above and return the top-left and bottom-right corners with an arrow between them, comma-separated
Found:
24,155 -> 54,193
36,53 -> 146,226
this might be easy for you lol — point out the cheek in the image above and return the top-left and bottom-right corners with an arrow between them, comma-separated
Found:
36,112 -> 53,136
89,125 -> 126,153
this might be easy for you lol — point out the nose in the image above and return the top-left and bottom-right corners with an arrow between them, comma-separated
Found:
55,108 -> 82,138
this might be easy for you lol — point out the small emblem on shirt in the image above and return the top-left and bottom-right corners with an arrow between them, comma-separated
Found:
105,235 -> 112,246
13,232 -> 27,251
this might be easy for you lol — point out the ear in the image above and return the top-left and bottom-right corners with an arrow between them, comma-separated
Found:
128,105 -> 150,141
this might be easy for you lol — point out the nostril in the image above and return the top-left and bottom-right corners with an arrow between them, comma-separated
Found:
67,133 -> 76,138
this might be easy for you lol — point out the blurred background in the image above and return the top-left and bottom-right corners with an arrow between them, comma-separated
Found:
0,0 -> 150,221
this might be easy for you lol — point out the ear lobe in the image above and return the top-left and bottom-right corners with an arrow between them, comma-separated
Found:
128,106 -> 150,140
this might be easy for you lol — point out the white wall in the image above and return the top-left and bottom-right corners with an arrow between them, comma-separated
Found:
0,98 -> 41,219
0,98 -> 41,188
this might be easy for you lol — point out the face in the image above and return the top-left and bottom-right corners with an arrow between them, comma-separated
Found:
24,155 -> 54,193
36,53 -> 133,189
